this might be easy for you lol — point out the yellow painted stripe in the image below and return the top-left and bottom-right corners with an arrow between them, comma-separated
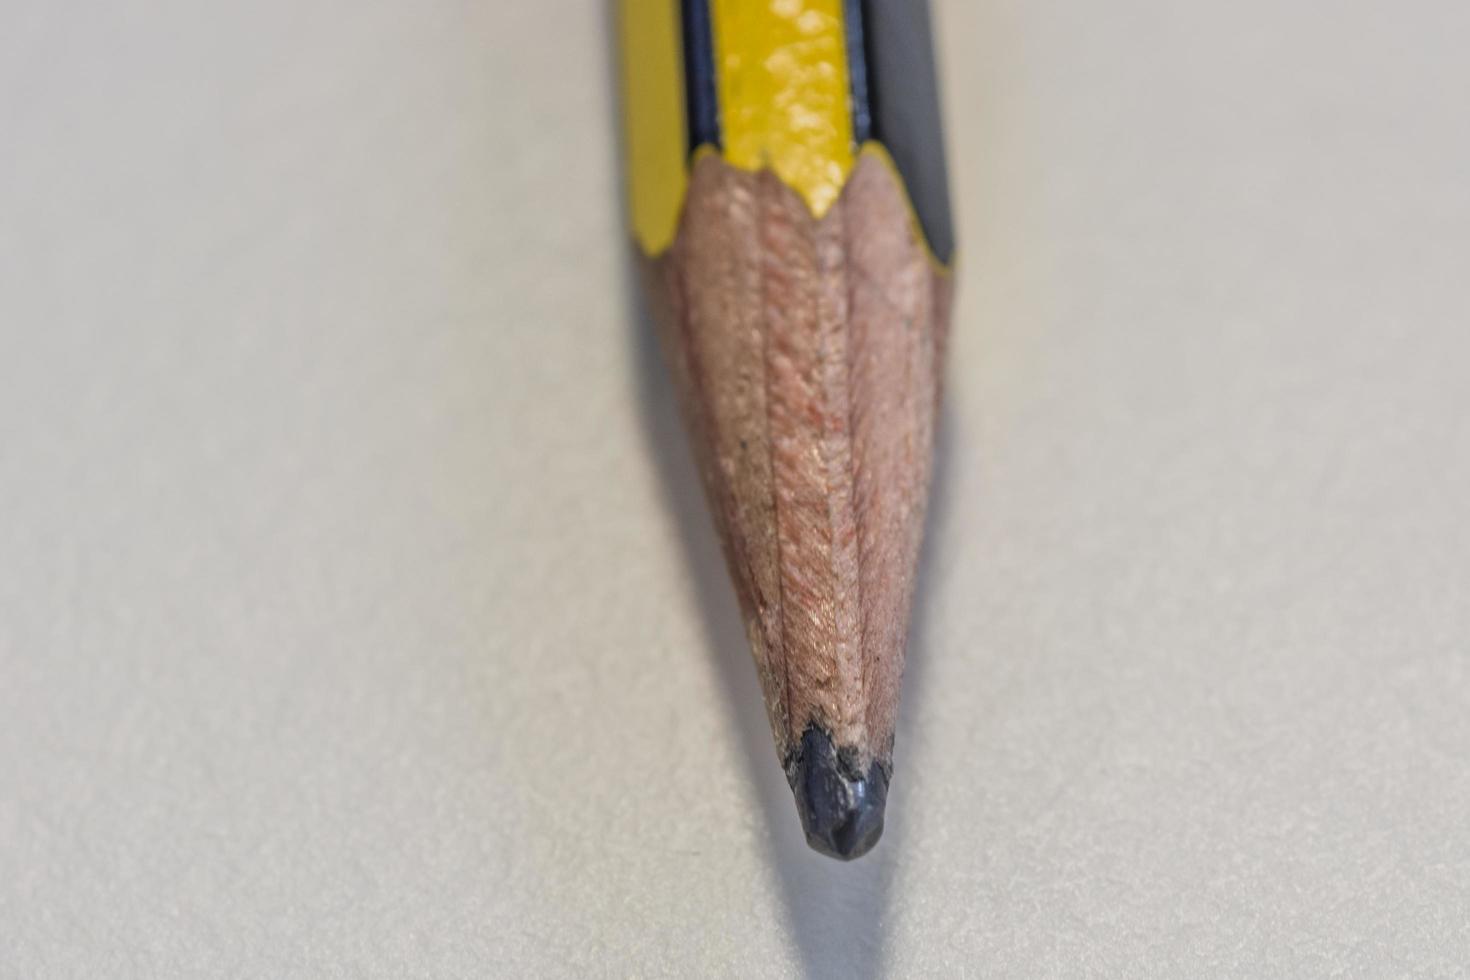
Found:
619,0 -> 688,255
711,0 -> 855,218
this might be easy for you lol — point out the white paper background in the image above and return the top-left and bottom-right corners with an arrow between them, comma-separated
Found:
2,1 -> 1467,976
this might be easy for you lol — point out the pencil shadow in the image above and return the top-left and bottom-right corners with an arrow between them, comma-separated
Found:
604,8 -> 957,975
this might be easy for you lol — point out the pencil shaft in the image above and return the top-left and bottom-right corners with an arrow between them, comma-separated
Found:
621,0 -> 954,859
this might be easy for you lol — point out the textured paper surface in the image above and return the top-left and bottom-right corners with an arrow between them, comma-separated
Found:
2,1 -> 1467,976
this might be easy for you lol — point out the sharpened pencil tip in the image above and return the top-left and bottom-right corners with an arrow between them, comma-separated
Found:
787,726 -> 888,860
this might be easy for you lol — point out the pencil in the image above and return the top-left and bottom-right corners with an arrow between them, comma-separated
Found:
619,0 -> 954,860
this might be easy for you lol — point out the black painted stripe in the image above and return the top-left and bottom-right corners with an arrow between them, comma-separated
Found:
844,0 -> 873,144
681,0 -> 721,152
845,0 -> 955,264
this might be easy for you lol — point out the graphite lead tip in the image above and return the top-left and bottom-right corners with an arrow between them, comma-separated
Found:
786,726 -> 889,860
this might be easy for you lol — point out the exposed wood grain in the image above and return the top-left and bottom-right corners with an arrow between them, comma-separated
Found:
641,151 -> 951,777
